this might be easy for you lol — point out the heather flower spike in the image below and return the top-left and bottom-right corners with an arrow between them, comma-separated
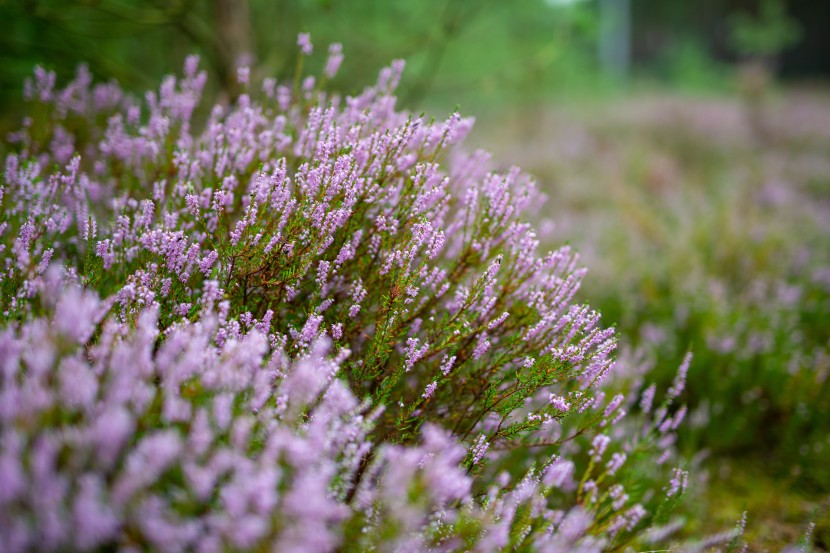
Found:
297,32 -> 313,55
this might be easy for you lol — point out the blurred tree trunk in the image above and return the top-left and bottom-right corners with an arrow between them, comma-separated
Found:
214,0 -> 254,97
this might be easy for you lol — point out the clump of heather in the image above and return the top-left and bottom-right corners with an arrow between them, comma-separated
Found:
1,37 -> 690,551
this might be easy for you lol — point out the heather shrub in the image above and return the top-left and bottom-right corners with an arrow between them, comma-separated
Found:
0,38 -> 692,551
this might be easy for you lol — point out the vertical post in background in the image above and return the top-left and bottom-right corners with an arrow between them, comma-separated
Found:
598,0 -> 630,82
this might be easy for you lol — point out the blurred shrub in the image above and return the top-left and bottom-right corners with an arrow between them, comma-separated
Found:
730,0 -> 802,60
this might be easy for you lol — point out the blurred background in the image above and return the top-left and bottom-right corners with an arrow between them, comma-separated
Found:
3,0 -> 830,549
2,0 -> 829,114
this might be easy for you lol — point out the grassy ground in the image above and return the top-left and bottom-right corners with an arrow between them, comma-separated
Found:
694,460 -> 829,551
469,87 -> 830,551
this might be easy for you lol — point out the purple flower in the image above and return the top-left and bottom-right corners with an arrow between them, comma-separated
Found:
439,354 -> 456,376
472,335 -> 491,360
324,44 -> 343,78
299,314 -> 323,345
667,352 -> 692,399
666,468 -> 689,498
549,394 -> 570,412
237,66 -> 250,86
639,384 -> 656,414
589,434 -> 610,461
404,337 -> 429,371
606,452 -> 626,475
543,458 -> 575,488
297,33 -> 313,56
469,434 -> 489,465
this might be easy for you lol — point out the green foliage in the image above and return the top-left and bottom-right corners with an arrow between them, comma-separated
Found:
730,0 -> 802,59
0,0 -> 605,126
657,38 -> 731,92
